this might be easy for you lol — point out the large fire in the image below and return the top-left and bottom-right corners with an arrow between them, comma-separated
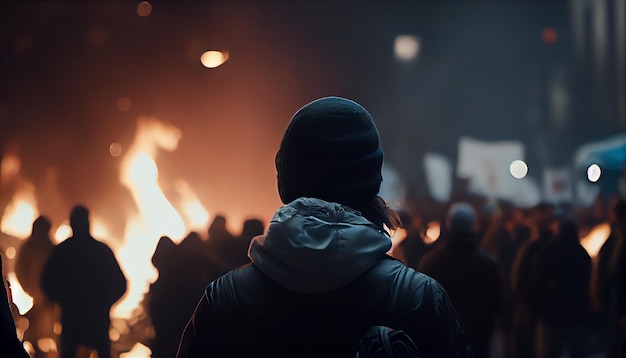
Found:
113,116 -> 208,319
1,116 -> 212,357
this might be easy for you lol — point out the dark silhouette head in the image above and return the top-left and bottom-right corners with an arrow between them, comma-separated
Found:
241,218 -> 265,239
556,216 -> 579,242
69,205 -> 90,237
31,215 -> 52,239
446,202 -> 477,235
208,215 -> 230,238
275,96 -> 398,230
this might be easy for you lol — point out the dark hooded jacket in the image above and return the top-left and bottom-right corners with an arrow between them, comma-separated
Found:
177,198 -> 471,358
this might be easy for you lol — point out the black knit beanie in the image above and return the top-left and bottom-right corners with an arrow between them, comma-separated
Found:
276,96 -> 384,208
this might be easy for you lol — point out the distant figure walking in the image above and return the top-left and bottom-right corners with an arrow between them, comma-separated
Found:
420,202 -> 502,358
41,205 -> 127,358
14,216 -> 58,358
534,217 -> 591,358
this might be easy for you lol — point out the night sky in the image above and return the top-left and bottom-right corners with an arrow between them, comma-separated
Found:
0,1 -> 622,236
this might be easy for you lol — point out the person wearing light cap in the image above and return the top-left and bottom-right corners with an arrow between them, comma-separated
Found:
177,96 -> 472,357
419,202 -> 503,358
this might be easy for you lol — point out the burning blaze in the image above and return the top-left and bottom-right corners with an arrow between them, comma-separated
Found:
7,272 -> 33,315
0,182 -> 38,239
113,117 -> 186,319
176,179 -> 210,232
580,222 -> 611,257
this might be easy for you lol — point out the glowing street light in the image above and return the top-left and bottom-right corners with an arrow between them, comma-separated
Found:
587,164 -> 601,182
200,51 -> 229,68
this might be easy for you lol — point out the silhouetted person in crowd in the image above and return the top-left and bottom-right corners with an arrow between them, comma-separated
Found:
149,233 -> 213,358
41,205 -> 127,358
420,202 -> 502,358
533,217 -> 591,358
148,236 -> 180,358
231,218 -> 265,268
205,214 -> 237,276
510,202 -> 556,358
597,198 -> 626,358
177,96 -> 472,357
15,215 -> 58,358
1,253 -> 30,358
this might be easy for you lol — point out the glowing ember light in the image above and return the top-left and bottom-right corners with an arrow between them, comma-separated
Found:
53,322 -> 62,335
389,227 -> 407,254
5,246 -> 16,259
109,327 -> 121,342
424,221 -> 441,244
37,338 -> 57,353
580,222 -> 610,257
1,153 -> 21,182
23,341 -> 35,356
54,223 -> 71,244
587,164 -> 601,182
113,116 -> 185,319
118,97 -> 132,112
91,216 -> 109,240
137,1 -> 152,17
110,143 -> 123,157
176,179 -> 210,231
394,35 -> 420,62
1,183 -> 38,239
7,272 -> 33,315
510,160 -> 528,179
120,343 -> 152,358
200,50 -> 229,68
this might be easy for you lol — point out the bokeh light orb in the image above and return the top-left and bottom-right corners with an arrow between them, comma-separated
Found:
117,97 -> 132,112
5,246 -> 16,259
109,143 -> 123,157
200,51 -> 229,68
137,1 -> 152,17
587,164 -> 601,182
509,160 -> 528,179
394,35 -> 420,62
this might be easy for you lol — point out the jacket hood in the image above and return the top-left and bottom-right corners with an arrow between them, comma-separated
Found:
249,197 -> 392,294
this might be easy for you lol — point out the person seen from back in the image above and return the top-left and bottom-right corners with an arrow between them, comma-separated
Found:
419,202 -> 502,358
14,215 -> 58,358
41,205 -> 127,358
176,96 -> 472,357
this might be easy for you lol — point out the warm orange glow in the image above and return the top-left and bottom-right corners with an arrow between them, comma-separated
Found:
120,342 -> 152,358
1,183 -> 38,239
176,179 -> 210,231
110,142 -> 123,157
118,97 -> 132,112
7,272 -> 33,315
5,246 -> 16,259
37,338 -> 57,353
0,153 -> 21,182
54,223 -> 71,244
424,221 -> 441,244
580,222 -> 611,257
113,116 -> 185,319
389,227 -> 407,254
137,1 -> 152,17
200,50 -> 229,68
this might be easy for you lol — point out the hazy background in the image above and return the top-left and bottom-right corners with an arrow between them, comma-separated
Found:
1,0 -> 624,237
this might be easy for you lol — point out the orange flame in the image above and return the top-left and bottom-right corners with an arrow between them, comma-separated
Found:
7,272 -> 33,315
0,182 -> 38,239
112,117 -> 186,319
580,222 -> 611,257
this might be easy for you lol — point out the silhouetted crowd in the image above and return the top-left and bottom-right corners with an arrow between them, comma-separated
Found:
1,96 -> 624,358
